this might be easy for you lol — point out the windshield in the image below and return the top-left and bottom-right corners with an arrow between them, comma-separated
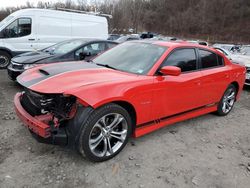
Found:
42,40 -> 84,55
0,16 -> 14,28
93,42 -> 167,75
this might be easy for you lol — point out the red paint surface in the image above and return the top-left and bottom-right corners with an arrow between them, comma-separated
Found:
15,42 -> 246,138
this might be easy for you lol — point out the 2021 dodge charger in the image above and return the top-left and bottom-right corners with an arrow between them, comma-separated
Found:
14,41 -> 246,162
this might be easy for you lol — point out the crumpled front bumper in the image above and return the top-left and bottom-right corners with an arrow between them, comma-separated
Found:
14,92 -> 67,145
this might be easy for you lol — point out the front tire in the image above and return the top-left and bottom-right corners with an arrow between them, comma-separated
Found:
216,84 -> 237,116
77,103 -> 132,162
0,51 -> 11,69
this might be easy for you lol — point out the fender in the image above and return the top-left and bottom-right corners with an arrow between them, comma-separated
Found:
228,62 -> 246,100
0,47 -> 26,57
64,78 -> 155,125
0,47 -> 13,57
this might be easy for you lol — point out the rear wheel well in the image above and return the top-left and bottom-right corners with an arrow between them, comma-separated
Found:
230,81 -> 239,95
112,101 -> 137,133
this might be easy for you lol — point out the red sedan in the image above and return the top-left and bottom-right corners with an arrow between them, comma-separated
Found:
14,41 -> 246,161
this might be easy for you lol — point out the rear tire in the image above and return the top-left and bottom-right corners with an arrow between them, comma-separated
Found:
77,103 -> 132,162
216,84 -> 237,116
0,51 -> 11,69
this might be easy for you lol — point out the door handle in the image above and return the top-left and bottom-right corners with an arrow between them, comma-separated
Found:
194,80 -> 201,85
28,38 -> 35,41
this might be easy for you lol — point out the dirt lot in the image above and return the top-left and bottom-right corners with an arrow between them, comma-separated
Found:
0,70 -> 249,188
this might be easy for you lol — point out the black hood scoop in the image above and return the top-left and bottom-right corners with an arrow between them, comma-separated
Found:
39,69 -> 50,76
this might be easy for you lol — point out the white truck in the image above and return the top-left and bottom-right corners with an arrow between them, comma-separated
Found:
0,8 -> 109,68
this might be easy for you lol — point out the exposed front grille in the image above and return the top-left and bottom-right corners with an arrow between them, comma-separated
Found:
20,89 -> 76,119
20,92 -> 42,116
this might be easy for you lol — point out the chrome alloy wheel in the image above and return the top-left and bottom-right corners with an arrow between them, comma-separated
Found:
222,88 -> 236,113
88,113 -> 128,158
0,55 -> 9,68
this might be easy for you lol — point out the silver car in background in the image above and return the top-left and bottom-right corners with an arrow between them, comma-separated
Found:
214,46 -> 250,85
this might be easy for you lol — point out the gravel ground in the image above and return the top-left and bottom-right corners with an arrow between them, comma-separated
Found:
0,69 -> 249,188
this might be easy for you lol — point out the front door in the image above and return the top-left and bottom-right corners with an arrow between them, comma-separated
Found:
3,16 -> 36,53
152,48 -> 203,119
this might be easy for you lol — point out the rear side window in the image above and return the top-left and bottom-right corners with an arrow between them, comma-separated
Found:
162,48 -> 197,72
199,49 -> 223,68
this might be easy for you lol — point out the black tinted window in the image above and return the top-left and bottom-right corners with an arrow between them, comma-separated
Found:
4,18 -> 31,38
162,48 -> 197,72
200,50 -> 218,68
218,55 -> 224,66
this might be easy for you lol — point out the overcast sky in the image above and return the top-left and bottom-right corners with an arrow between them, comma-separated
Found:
0,0 -> 71,8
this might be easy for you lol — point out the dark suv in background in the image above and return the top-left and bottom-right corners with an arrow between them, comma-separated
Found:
7,39 -> 118,80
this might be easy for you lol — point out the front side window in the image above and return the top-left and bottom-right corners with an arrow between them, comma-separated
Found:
199,49 -> 219,68
4,18 -> 31,38
161,48 -> 197,72
83,42 -> 106,56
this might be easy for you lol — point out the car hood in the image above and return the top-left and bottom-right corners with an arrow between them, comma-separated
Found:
17,61 -> 137,94
12,51 -> 57,64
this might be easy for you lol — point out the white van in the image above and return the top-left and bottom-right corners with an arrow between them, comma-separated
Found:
0,8 -> 109,68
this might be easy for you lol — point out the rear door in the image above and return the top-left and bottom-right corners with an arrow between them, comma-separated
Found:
198,49 -> 230,105
152,48 -> 203,119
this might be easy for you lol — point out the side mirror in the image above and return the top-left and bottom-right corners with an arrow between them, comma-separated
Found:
79,52 -> 86,60
159,66 -> 181,76
79,51 -> 92,60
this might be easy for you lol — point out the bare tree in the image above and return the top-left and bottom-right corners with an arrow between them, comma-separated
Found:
0,0 -> 249,43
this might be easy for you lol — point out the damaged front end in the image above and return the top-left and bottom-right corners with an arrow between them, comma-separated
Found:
15,89 -> 77,146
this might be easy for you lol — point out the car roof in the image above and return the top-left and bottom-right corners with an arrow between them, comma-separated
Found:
43,38 -> 118,56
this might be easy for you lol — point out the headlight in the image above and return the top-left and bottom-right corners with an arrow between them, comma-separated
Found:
11,61 -> 24,69
23,64 -> 37,70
